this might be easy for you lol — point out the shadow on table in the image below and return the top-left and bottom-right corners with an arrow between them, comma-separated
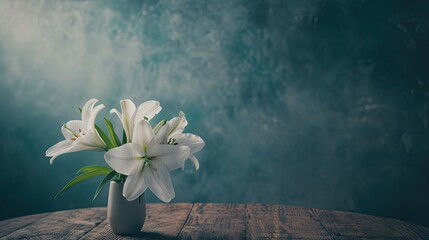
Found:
125,231 -> 175,240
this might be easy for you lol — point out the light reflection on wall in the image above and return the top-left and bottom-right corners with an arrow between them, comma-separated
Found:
0,0 -> 428,226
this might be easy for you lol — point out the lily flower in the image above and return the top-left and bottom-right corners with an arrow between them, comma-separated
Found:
110,99 -> 161,143
104,119 -> 190,202
160,111 -> 205,170
46,98 -> 107,165
173,133 -> 205,170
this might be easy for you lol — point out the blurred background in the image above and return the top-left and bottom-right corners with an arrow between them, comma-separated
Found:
1,0 -> 429,226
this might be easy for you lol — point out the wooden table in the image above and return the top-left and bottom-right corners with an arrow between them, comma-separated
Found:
1,203 -> 428,239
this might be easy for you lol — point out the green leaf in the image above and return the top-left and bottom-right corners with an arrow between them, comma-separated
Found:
77,165 -> 112,174
95,124 -> 112,149
54,170 -> 108,199
112,172 -> 127,183
78,106 -> 82,113
93,170 -> 116,201
122,130 -> 127,144
104,117 -> 121,147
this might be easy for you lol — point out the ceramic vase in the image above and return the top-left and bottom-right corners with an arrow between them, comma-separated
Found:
107,181 -> 146,235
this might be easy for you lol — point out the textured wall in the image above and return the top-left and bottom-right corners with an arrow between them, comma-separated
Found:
1,0 -> 429,226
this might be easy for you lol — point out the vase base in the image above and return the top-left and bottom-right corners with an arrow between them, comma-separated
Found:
107,181 -> 146,235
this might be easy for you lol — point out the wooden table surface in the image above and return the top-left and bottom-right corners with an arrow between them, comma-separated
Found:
1,203 -> 428,239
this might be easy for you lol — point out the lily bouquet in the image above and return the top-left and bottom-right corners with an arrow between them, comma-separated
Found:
46,98 -> 205,202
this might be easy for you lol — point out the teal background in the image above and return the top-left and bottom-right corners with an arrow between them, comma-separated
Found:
1,1 -> 429,226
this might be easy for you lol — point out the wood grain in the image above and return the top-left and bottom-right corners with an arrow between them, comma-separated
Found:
1,204 -> 429,239
80,203 -> 192,240
247,204 -> 332,239
0,213 -> 50,238
177,203 -> 246,240
1,208 -> 105,240
383,218 -> 429,240
312,209 -> 408,239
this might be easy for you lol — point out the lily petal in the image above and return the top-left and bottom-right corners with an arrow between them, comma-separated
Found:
120,99 -> 137,141
132,120 -> 154,148
149,123 -> 169,146
133,100 -> 162,123
168,111 -> 188,138
123,169 -> 148,201
110,108 -> 122,122
46,140 -> 73,156
148,145 -> 190,171
75,130 -> 107,150
86,103 -> 105,132
145,161 -> 175,202
81,99 -> 98,126
188,154 -> 200,171
104,143 -> 144,175
46,140 -> 74,165
177,133 -> 205,153
61,120 -> 84,140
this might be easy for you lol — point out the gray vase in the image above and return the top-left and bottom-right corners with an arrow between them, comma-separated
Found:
107,181 -> 146,235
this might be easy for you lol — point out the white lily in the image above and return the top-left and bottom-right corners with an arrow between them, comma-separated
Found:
46,98 -> 107,165
104,119 -> 190,202
173,133 -> 205,170
160,111 -> 205,170
110,99 -> 161,143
